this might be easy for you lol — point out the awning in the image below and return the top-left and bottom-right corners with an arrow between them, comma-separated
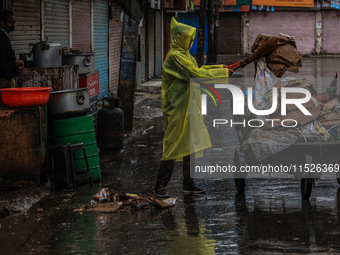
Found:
252,0 -> 314,8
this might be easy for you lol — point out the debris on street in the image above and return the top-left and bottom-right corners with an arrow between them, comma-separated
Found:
77,188 -> 177,213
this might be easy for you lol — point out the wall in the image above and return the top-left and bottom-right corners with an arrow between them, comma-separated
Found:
248,11 -> 315,55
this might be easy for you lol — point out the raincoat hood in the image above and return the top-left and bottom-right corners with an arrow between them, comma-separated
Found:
170,17 -> 196,51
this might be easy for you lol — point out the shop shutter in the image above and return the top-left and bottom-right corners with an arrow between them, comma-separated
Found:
141,20 -> 146,82
8,0 -> 41,55
44,0 -> 69,47
147,9 -> 155,79
248,11 -> 315,55
109,1 -> 122,96
94,0 -> 109,99
322,10 -> 340,54
154,10 -> 162,77
218,12 -> 242,54
72,0 -> 91,52
163,12 -> 172,60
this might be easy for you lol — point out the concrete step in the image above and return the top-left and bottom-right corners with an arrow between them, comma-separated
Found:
137,79 -> 162,94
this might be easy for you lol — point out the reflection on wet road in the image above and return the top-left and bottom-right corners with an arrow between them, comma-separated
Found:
1,58 -> 340,254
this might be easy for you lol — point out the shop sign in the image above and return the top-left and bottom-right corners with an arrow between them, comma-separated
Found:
252,0 -> 314,7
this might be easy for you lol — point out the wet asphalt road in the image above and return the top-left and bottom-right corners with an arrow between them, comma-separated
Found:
1,57 -> 340,254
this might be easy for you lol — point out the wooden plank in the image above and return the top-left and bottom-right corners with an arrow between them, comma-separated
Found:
85,202 -> 123,213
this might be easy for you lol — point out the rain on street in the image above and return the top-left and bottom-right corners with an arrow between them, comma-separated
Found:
1,58 -> 340,254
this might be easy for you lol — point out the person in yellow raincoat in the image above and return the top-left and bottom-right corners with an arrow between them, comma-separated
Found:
154,17 -> 232,197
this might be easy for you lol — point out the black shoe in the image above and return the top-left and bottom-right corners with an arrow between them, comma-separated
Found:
154,187 -> 170,198
183,184 -> 206,194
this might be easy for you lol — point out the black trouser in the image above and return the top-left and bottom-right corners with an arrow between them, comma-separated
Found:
155,154 -> 194,189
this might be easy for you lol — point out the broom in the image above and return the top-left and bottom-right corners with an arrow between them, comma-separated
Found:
227,37 -> 287,71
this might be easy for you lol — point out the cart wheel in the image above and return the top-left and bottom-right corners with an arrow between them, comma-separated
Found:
235,178 -> 246,193
336,172 -> 340,186
234,149 -> 246,193
301,178 -> 313,200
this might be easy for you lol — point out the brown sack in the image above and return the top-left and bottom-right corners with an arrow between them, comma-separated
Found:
251,34 -> 303,77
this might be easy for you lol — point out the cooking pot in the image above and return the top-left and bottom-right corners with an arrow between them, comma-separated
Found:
30,38 -> 62,68
62,53 -> 95,74
48,88 -> 90,118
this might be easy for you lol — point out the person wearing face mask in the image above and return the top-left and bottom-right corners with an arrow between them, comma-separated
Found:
153,17 -> 233,198
0,10 -> 24,94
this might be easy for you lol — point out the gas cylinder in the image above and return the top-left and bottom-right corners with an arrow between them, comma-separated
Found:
97,97 -> 124,151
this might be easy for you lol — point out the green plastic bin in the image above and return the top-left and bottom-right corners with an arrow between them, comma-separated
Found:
51,114 -> 101,182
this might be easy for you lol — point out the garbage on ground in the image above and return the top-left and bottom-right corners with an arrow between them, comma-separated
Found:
241,129 -> 299,161
77,188 -> 177,213
315,73 -> 338,103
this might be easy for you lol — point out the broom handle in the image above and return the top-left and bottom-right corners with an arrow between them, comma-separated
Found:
226,38 -> 283,71
226,59 -> 250,71
226,62 -> 241,70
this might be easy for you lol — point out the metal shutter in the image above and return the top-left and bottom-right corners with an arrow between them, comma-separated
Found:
141,20 -> 146,82
44,0 -> 69,47
147,9 -> 155,79
154,10 -> 162,77
8,0 -> 41,55
218,12 -> 242,54
94,0 -> 109,99
72,0 -> 91,52
322,10 -> 340,54
109,1 -> 122,96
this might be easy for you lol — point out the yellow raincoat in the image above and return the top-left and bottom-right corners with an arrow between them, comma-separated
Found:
161,17 -> 230,161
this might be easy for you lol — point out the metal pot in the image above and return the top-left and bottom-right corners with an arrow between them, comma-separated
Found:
31,39 -> 62,68
48,88 -> 90,118
62,53 -> 95,74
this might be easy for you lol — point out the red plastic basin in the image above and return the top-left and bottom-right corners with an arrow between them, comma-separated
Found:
0,87 -> 52,107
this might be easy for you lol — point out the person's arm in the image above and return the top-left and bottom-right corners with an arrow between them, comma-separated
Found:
200,64 -> 224,70
165,51 -> 230,81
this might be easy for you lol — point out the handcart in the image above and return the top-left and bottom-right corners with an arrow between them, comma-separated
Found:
226,33 -> 340,199
232,115 -> 340,200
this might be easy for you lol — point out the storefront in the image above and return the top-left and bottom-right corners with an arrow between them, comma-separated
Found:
247,11 -> 315,55
94,0 -> 109,99
322,10 -> 340,54
155,10 -> 162,77
218,12 -> 242,54
138,8 -> 163,84
147,9 -> 155,80
109,0 -> 123,96
7,0 -> 41,55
